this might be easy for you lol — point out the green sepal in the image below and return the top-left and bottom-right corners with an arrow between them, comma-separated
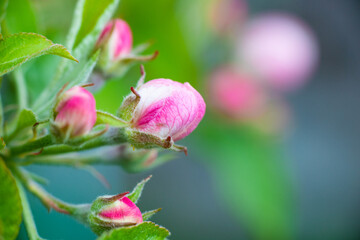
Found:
142,208 -> 162,221
127,175 -> 151,204
126,129 -> 188,155
117,94 -> 139,122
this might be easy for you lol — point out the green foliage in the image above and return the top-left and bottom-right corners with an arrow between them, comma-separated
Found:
0,33 -> 77,76
97,222 -> 170,240
127,175 -> 151,204
0,159 -> 22,240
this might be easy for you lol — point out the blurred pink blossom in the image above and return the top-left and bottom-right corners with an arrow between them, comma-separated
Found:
239,12 -> 319,91
209,66 -> 266,119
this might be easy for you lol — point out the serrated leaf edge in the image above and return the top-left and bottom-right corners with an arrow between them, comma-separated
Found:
0,32 -> 78,76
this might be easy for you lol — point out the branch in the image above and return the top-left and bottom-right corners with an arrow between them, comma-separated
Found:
12,166 -> 90,225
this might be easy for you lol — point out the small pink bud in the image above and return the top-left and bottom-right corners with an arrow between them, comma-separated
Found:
97,196 -> 143,225
238,12 -> 319,91
96,19 -> 133,61
209,66 -> 266,119
89,193 -> 143,234
54,86 -> 97,138
129,79 -> 206,142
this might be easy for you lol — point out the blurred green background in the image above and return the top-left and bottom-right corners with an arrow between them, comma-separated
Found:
5,0 -> 360,239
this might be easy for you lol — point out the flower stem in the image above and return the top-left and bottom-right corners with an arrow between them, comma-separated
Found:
13,166 -> 90,225
10,135 -> 54,155
10,127 -> 127,156
19,145 -> 132,166
15,178 -> 43,240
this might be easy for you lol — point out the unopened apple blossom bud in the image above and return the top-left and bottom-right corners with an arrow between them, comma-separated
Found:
238,12 -> 318,91
53,86 -> 97,138
89,192 -> 143,235
209,66 -> 266,119
96,19 -> 133,62
123,79 -> 206,142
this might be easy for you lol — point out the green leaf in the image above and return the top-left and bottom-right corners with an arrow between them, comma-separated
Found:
6,108 -> 37,141
0,33 -> 78,76
0,159 -> 22,240
96,110 -> 127,127
127,175 -> 151,204
97,222 -> 170,240
16,109 -> 37,131
142,208 -> 161,221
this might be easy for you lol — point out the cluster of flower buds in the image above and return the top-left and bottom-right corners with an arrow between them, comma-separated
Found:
48,18 -> 206,155
49,66 -> 205,154
51,86 -> 97,141
95,19 -> 158,78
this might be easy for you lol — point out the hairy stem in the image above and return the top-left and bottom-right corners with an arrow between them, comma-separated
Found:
15,178 -> 43,240
10,127 -> 127,156
13,166 -> 90,225
10,135 -> 54,155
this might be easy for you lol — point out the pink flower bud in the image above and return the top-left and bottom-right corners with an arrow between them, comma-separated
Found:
97,196 -> 143,225
238,12 -> 319,91
209,66 -> 266,119
129,79 -> 206,142
96,19 -> 133,61
54,86 -> 97,138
